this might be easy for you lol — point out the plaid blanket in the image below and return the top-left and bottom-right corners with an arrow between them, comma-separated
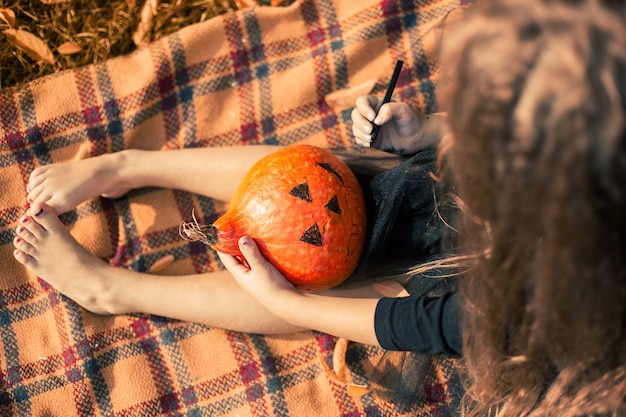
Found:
0,0 -> 468,415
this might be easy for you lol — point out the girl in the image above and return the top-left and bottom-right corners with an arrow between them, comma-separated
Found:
13,0 -> 626,415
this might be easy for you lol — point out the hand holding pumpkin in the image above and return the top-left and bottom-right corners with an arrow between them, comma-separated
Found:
218,235 -> 381,347
218,236 -> 299,306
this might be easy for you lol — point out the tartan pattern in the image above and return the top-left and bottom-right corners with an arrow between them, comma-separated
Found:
0,0 -> 467,415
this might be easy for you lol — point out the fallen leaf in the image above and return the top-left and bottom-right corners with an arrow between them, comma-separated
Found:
372,280 -> 410,298
148,0 -> 158,14
346,384 -> 371,397
149,254 -> 175,272
318,352 -> 345,385
235,0 -> 257,8
318,339 -> 370,398
0,8 -> 15,28
325,78 -> 378,112
332,337 -> 349,381
270,0 -> 284,5
3,29 -> 55,64
132,0 -> 159,47
57,41 -> 82,55
126,0 -> 137,8
40,0 -> 70,3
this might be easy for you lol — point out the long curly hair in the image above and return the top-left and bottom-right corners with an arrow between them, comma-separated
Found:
440,0 -> 626,415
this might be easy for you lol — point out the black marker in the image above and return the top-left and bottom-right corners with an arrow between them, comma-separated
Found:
370,60 -> 403,146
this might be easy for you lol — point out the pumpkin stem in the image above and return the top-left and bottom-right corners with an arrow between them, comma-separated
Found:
179,210 -> 218,246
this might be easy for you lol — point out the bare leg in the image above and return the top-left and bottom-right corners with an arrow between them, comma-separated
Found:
20,146 -> 386,333
12,205 -> 304,332
20,145 -> 301,331
13,205 -> 381,333
27,145 -> 280,213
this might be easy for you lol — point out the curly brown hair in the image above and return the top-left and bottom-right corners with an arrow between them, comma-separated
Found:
440,0 -> 626,415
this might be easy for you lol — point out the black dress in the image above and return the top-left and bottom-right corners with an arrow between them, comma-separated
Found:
352,149 -> 461,356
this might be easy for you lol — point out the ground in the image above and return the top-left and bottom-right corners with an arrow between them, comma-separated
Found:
0,0 -> 293,89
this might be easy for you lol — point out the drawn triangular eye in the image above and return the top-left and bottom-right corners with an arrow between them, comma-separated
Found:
289,182 -> 311,202
301,223 -> 323,246
317,162 -> 344,184
325,195 -> 342,215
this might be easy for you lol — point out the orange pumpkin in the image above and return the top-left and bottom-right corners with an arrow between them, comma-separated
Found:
183,144 -> 367,292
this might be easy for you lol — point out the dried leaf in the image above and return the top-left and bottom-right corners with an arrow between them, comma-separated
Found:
318,352 -> 345,385
372,280 -> 410,298
0,8 -> 15,28
147,0 -> 159,14
149,254 -> 175,273
39,0 -> 70,3
3,29 -> 55,64
332,337 -> 349,380
126,0 -> 137,8
270,0 -> 285,5
57,41 -> 82,55
346,384 -> 371,397
132,0 -> 159,47
235,0 -> 257,9
318,340 -> 371,398
325,78 -> 378,112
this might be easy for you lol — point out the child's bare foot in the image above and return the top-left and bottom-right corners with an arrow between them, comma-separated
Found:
12,204 -> 118,315
27,152 -> 132,214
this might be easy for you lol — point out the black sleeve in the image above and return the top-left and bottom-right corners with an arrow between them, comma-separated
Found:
374,292 -> 462,356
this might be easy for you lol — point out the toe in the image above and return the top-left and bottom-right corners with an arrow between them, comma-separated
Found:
29,165 -> 47,179
13,248 -> 37,269
13,235 -> 36,256
15,224 -> 37,245
27,186 -> 41,203
19,214 -> 46,240
27,185 -> 51,207
30,203 -> 64,233
27,168 -> 45,191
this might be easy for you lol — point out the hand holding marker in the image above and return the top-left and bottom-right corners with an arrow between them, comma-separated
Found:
370,60 -> 404,147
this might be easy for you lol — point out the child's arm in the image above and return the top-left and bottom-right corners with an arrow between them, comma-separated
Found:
218,236 -> 462,353
219,236 -> 382,347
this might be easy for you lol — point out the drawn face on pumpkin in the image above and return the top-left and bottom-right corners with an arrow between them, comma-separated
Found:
286,160 -> 364,263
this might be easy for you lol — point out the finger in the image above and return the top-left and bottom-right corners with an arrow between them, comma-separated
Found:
373,102 -> 395,125
355,136 -> 372,148
238,237 -> 297,293
237,236 -> 271,272
351,121 -> 373,145
354,95 -> 380,122
352,120 -> 372,145
216,251 -> 250,275
350,107 -> 372,131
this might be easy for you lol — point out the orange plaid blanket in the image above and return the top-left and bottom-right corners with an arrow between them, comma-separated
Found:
0,0 -> 467,415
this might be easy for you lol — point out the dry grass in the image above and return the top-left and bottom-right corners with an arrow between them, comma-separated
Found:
0,0 -> 292,89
